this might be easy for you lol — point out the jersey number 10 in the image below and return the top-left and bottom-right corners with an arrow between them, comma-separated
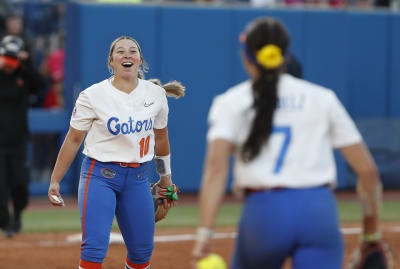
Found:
139,136 -> 150,158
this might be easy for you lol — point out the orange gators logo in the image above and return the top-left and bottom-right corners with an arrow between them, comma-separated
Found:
101,168 -> 116,179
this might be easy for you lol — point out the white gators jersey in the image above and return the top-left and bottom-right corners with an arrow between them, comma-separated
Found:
207,74 -> 362,190
70,78 -> 168,163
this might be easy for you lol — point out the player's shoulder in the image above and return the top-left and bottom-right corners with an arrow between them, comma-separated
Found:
281,74 -> 336,100
81,79 -> 110,96
75,80 -> 109,105
212,80 -> 252,110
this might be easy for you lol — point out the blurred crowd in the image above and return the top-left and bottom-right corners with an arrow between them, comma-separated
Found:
93,0 -> 398,9
0,0 -> 66,183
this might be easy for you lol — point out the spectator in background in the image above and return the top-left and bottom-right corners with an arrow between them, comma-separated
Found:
0,0 -> 11,37
3,12 -> 47,107
0,35 -> 46,238
32,32 -> 65,183
3,11 -> 48,183
4,13 -> 32,62
43,33 -> 64,109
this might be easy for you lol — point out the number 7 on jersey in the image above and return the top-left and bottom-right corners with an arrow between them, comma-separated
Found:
272,126 -> 291,174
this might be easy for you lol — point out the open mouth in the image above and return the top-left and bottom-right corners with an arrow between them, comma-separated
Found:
122,62 -> 133,68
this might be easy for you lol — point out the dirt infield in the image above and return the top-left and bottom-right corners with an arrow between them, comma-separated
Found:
1,193 -> 399,268
0,223 -> 399,269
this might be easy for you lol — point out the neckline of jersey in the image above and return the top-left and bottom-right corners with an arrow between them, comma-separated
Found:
107,77 -> 142,97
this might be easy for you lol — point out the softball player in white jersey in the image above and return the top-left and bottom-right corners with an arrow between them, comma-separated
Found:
48,36 -> 177,269
192,17 -> 382,269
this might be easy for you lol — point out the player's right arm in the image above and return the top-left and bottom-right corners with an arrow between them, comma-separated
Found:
48,127 -> 86,206
193,138 -> 234,260
339,143 -> 382,239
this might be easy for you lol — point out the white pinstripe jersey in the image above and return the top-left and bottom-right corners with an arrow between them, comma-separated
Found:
70,78 -> 168,163
207,74 -> 362,190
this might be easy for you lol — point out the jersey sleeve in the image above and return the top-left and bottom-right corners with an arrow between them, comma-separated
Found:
154,89 -> 169,129
327,91 -> 362,148
207,96 -> 241,143
70,91 -> 97,131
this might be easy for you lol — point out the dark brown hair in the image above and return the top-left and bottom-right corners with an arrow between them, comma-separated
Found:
241,18 -> 290,162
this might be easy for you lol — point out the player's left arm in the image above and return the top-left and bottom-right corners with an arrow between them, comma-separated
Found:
154,126 -> 172,187
343,143 -> 394,269
340,143 -> 382,238
153,126 -> 178,215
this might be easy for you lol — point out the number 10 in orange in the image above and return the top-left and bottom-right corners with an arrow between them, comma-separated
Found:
139,136 -> 150,158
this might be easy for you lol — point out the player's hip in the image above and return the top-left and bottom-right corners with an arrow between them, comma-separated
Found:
240,185 -> 341,241
79,156 -> 150,189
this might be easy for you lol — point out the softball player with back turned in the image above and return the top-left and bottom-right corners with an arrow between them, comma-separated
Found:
48,36 -> 182,269
192,17 -> 383,269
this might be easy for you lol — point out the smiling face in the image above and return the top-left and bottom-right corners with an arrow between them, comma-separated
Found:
108,37 -> 142,80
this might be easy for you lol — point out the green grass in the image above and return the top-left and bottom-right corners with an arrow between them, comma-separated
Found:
337,200 -> 400,222
22,209 -> 81,233
20,201 -> 400,233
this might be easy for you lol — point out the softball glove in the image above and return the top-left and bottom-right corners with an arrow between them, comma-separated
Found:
151,182 -> 179,222
348,240 -> 395,269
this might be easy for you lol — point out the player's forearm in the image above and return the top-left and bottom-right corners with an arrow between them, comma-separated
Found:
198,140 -> 233,228
340,143 -> 382,237
50,134 -> 84,184
199,167 -> 228,228
357,174 -> 382,236
154,127 -> 172,187
363,216 -> 379,236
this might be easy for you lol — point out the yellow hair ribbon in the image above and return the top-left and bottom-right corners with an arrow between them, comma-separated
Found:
256,44 -> 284,70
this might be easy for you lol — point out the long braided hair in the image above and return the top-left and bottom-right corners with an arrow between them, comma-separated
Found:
241,18 -> 290,162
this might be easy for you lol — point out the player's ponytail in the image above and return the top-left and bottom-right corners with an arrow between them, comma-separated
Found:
242,68 -> 279,162
241,18 -> 289,162
149,78 -> 186,99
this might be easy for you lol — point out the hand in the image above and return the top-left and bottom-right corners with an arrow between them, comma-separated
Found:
192,238 -> 212,269
151,180 -> 178,222
48,181 -> 65,207
158,174 -> 173,188
160,197 -> 173,211
153,177 -> 179,207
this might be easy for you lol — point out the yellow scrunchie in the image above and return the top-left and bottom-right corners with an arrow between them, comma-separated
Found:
256,44 -> 284,70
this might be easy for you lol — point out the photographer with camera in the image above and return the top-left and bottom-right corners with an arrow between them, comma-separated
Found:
0,35 -> 46,238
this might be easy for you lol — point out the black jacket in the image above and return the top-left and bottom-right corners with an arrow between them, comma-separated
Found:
0,61 -> 46,149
